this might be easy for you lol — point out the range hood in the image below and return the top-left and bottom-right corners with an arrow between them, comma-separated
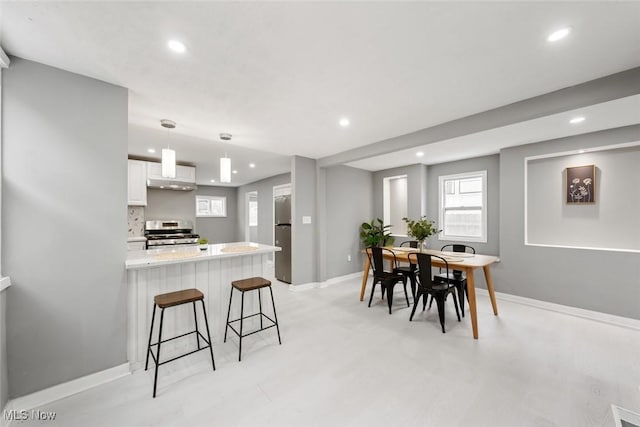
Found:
147,178 -> 197,191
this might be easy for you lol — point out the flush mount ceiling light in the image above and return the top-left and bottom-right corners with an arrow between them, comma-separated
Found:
547,27 -> 571,42
167,40 -> 186,53
160,119 -> 177,179
339,117 -> 350,127
416,151 -> 424,157
569,116 -> 585,124
219,133 -> 232,183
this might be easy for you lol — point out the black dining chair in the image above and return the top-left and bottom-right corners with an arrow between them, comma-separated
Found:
396,240 -> 419,297
408,252 -> 460,333
433,244 -> 475,317
367,247 -> 410,314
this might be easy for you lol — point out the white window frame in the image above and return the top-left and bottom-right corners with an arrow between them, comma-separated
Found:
438,170 -> 487,243
383,174 -> 408,236
196,195 -> 227,217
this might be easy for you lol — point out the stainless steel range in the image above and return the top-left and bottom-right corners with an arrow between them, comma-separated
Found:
145,220 -> 200,248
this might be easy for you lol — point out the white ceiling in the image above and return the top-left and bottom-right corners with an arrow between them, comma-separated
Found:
347,95 -> 640,170
2,2 -> 640,178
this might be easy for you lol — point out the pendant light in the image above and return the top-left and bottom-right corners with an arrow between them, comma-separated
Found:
161,119 -> 177,179
219,133 -> 232,183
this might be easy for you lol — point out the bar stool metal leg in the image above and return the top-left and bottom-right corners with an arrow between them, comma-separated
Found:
153,308 -> 165,398
145,303 -> 157,371
192,301 -> 201,349
224,287 -> 234,343
258,288 -> 263,329
269,286 -> 282,345
200,299 -> 216,371
239,291 -> 245,361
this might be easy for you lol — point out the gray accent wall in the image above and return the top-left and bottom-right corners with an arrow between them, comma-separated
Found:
526,146 -> 640,251
291,156 -> 317,285
426,154 -> 500,257
146,188 -> 196,225
497,125 -> 640,319
322,165 -> 373,280
195,185 -> 238,244
236,173 -> 291,248
1,291 -> 7,410
2,58 -> 128,397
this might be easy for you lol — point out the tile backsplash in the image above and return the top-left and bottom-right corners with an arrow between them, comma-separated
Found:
128,206 -> 145,237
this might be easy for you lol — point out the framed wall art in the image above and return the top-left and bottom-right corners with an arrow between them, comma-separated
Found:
566,164 -> 595,204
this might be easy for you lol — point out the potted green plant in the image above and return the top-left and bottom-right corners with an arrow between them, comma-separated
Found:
198,238 -> 209,251
360,218 -> 395,248
402,217 -> 441,252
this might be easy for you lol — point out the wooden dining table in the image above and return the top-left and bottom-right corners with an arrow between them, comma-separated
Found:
360,247 -> 499,339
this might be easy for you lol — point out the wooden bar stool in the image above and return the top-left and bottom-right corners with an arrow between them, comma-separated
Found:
224,277 -> 282,361
145,288 -> 215,398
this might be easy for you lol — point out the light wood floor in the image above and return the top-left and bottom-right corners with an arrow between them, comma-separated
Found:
16,277 -> 640,426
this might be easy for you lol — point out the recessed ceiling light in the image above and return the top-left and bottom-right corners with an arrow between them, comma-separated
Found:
232,170 -> 238,174
416,151 -> 424,157
547,27 -> 571,42
249,163 -> 256,168
569,116 -> 585,124
339,118 -> 350,127
147,148 -> 156,154
210,179 -> 216,183
578,149 -> 585,154
168,40 -> 186,53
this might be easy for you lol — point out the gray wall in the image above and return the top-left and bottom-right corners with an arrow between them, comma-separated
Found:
237,173 -> 291,247
291,156 -> 317,285
2,58 -> 128,397
496,125 -> 640,319
1,291 -> 7,410
527,146 -> 640,250
323,165 -> 373,279
195,185 -> 238,244
426,154 -> 500,257
146,188 -> 196,225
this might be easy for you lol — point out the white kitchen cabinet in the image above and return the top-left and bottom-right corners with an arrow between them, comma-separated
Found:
127,159 -> 147,206
147,162 -> 195,183
176,165 -> 196,182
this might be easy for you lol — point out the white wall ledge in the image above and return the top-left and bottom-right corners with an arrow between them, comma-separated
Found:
0,276 -> 11,292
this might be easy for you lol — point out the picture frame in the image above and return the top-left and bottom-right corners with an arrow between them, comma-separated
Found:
565,164 -> 595,204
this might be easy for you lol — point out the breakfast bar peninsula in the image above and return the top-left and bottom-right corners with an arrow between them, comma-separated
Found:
125,242 -> 280,370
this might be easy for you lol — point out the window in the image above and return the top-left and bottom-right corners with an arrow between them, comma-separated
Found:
383,175 -> 408,236
248,200 -> 258,227
196,195 -> 227,217
438,171 -> 487,242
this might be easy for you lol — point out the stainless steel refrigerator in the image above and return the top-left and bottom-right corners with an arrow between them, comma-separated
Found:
274,195 -> 291,283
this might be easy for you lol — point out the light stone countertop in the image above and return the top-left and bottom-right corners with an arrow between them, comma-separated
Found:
125,242 -> 281,270
127,236 -> 147,242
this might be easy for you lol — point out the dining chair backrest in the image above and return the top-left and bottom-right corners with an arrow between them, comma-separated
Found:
367,247 -> 397,278
440,244 -> 474,278
408,252 -> 450,291
440,244 -> 475,254
400,240 -> 418,249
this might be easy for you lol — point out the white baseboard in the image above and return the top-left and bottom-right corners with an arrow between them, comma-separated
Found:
3,363 -> 130,424
289,272 -> 363,292
476,289 -> 640,331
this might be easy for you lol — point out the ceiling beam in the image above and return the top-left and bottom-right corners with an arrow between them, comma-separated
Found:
318,67 -> 640,168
